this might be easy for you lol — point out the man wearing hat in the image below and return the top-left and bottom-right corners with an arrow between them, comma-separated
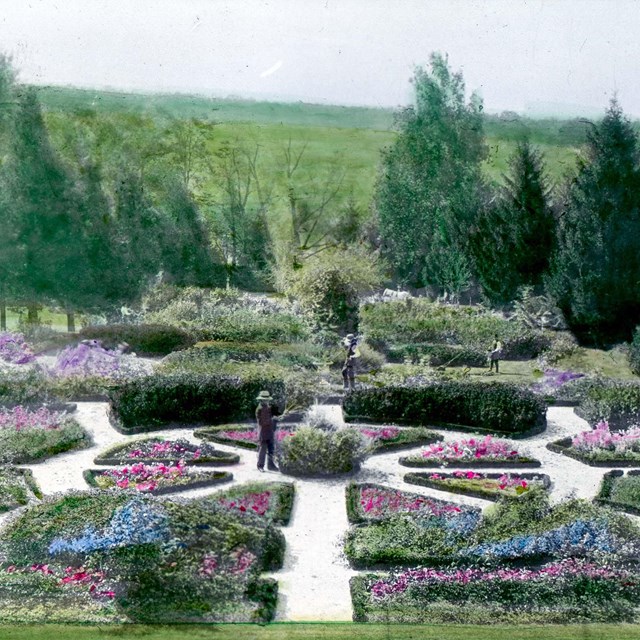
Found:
256,390 -> 280,472
342,333 -> 358,391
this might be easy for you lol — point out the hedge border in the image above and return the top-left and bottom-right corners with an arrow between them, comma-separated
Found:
403,471 -> 552,502
547,437 -> 640,468
0,467 -> 43,513
94,451 -> 240,467
399,456 -> 542,469
83,468 -> 233,496
594,469 -> 640,517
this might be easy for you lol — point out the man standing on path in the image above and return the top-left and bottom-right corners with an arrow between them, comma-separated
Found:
342,333 -> 358,391
256,390 -> 280,472
489,334 -> 503,374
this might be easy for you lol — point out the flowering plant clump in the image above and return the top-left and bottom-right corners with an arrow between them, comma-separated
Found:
572,420 -> 640,453
418,435 -> 522,462
369,558 -> 633,600
532,368 -> 585,396
0,405 -> 66,431
52,341 -> 153,379
2,563 -> 116,600
215,429 -> 295,445
359,427 -> 401,441
458,519 -> 626,561
0,332 -> 35,365
219,491 -> 272,517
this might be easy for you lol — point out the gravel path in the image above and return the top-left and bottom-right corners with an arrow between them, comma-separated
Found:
0,401 -> 637,622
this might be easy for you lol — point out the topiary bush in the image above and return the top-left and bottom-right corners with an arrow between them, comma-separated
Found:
343,382 -> 546,435
277,426 -> 366,476
79,324 -> 195,356
108,372 -> 286,432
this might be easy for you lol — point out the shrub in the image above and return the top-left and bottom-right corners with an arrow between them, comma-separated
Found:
277,426 -> 366,476
386,343 -> 486,367
108,372 -> 286,432
342,382 -> 546,434
79,324 -> 195,356
0,332 -> 35,365
577,378 -> 640,429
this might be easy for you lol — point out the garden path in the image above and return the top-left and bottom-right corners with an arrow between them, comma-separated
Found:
1,402 -> 637,622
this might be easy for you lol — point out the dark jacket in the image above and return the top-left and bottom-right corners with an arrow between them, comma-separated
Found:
256,402 -> 280,441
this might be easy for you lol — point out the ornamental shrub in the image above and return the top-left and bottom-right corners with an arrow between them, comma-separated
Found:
109,372 -> 286,431
79,324 -> 195,356
629,326 -> 640,375
343,382 -> 546,434
277,426 -> 366,476
577,379 -> 640,429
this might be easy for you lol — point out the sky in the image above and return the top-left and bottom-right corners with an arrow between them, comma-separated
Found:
0,0 -> 638,117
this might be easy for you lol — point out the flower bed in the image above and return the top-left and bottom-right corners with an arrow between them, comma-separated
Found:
548,420 -> 640,466
0,405 -> 90,463
94,437 -> 240,466
351,558 -> 640,624
0,492 -> 283,623
0,332 -> 35,365
358,426 -> 440,453
404,471 -> 550,501
346,482 -> 479,525
596,470 -> 640,516
531,368 -> 584,403
400,435 -> 540,468
195,425 -> 296,450
0,466 -> 42,512
196,481 -> 295,525
84,461 -> 232,495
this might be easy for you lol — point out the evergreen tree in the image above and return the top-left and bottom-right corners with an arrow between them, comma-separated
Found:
375,52 -> 487,294
547,99 -> 640,344
471,141 -> 554,304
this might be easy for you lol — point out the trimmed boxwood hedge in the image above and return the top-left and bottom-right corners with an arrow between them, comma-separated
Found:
79,324 -> 195,356
342,382 -> 546,435
386,343 -> 487,367
108,373 -> 286,432
595,470 -> 640,516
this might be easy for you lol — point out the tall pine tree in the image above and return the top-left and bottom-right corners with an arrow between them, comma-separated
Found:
547,99 -> 640,344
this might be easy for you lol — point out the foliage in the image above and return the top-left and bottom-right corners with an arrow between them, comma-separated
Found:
576,378 -> 640,429
277,426 -> 366,476
275,245 -> 383,333
0,466 -> 42,512
0,405 -> 90,463
386,343 -> 486,367
343,382 -> 546,434
471,141 -> 555,304
108,372 -> 286,431
79,324 -> 195,356
375,52 -> 486,293
547,99 -> 640,344
628,326 -> 640,375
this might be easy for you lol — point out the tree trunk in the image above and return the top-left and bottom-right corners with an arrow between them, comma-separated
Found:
0,300 -> 5,331
27,304 -> 39,324
67,311 -> 76,333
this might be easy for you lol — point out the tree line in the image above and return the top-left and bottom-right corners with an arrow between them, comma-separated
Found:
375,53 -> 640,345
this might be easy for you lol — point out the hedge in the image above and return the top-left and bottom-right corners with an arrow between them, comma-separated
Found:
79,324 -> 195,356
108,372 -> 286,432
342,382 -> 546,435
575,379 -> 640,429
386,343 -> 487,367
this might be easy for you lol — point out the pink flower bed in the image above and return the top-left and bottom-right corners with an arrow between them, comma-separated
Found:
428,471 -> 532,492
359,485 -> 465,518
370,558 -> 630,599
219,490 -> 272,516
0,406 -> 66,431
359,427 -> 401,441
217,429 -> 295,443
199,548 -> 256,578
4,563 -> 115,599
420,435 -> 520,461
97,461 -> 187,492
128,440 -> 202,460
572,420 -> 640,453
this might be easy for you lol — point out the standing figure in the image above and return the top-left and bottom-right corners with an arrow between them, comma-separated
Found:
256,390 -> 280,472
489,334 -> 503,373
342,333 -> 358,391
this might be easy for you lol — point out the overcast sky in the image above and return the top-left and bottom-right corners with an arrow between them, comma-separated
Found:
0,0 -> 638,116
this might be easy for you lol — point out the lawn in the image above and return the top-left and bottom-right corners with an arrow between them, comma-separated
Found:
2,623 -> 640,640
